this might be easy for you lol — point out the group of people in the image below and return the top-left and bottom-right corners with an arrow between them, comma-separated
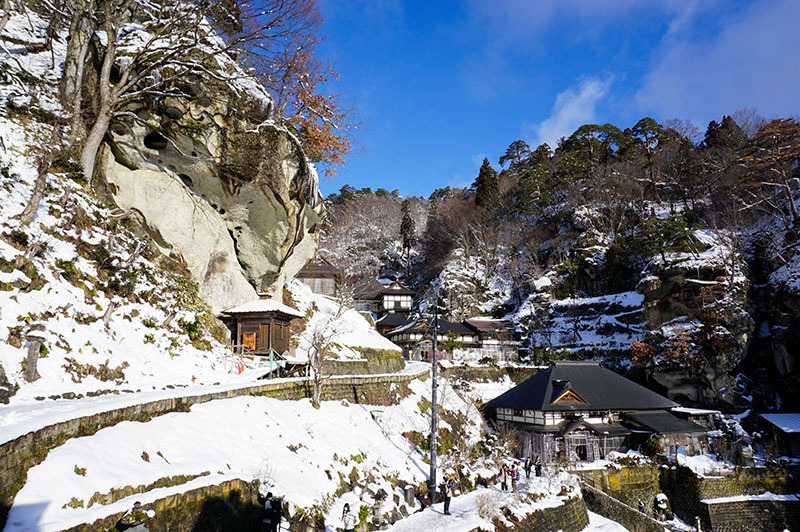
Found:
497,463 -> 520,492
498,455 -> 544,492
524,455 -> 543,478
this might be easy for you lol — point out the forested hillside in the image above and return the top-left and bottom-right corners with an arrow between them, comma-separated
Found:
320,113 -> 800,412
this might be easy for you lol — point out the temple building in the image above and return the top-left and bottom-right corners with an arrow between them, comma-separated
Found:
484,361 -> 707,463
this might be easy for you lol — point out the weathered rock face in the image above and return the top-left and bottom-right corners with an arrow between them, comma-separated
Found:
638,264 -> 754,408
98,80 -> 324,313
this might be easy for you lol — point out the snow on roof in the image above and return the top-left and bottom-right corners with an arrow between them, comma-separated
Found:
672,407 -> 721,416
761,413 -> 800,433
222,299 -> 304,318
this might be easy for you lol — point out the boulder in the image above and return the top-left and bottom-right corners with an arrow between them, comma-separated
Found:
98,84 -> 324,312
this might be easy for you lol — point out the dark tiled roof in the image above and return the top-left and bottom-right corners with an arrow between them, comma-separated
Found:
464,318 -> 513,332
375,313 -> 410,328
297,258 -> 340,278
624,411 -> 707,434
389,316 -> 475,336
485,361 -> 677,412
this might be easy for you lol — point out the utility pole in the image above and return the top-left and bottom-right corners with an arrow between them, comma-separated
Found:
428,287 -> 440,508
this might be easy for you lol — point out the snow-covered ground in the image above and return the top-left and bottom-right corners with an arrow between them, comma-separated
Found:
7,377 -> 483,532
676,453 -> 735,477
290,279 -> 400,361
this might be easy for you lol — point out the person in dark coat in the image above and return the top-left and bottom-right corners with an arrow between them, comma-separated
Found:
260,493 -> 274,532
534,455 -> 543,477
261,492 -> 282,532
524,456 -> 532,479
439,476 -> 455,515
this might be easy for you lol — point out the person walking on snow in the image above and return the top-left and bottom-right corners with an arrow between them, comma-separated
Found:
510,463 -> 519,492
498,465 -> 508,491
524,456 -> 532,479
261,492 -> 282,532
341,502 -> 357,532
439,476 -> 455,515
534,455 -> 543,477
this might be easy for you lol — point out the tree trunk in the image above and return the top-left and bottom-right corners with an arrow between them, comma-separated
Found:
0,0 -> 14,37
80,105 -> 110,187
80,12 -> 116,188
19,126 -> 61,223
60,0 -> 93,110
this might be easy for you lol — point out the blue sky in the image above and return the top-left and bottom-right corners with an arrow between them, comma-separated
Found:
315,0 -> 800,198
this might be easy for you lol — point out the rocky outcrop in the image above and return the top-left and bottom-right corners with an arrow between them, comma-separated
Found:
637,263 -> 754,407
97,77 -> 324,312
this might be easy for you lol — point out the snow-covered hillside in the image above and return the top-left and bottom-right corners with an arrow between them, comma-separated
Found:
6,378 -> 486,532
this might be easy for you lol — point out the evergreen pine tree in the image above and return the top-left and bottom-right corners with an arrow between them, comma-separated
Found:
400,199 -> 416,263
473,158 -> 498,208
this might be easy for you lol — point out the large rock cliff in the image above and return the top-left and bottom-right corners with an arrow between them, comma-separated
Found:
96,75 -> 324,313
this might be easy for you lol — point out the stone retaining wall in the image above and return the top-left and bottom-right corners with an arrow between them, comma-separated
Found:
577,465 -> 661,513
323,353 -> 405,376
0,370 -> 427,527
660,465 -> 798,531
704,498 -> 800,532
60,478 -> 262,532
441,365 -> 539,385
581,483 -> 677,532
494,496 -> 589,532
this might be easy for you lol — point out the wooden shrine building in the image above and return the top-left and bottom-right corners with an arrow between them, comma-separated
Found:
220,295 -> 304,355
296,257 -> 341,296
484,361 -> 707,463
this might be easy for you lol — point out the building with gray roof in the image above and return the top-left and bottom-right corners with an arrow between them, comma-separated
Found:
484,360 -> 706,463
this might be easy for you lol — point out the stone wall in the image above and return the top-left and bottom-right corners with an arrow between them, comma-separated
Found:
704,499 -> 800,532
576,465 -> 661,513
0,369 -> 427,527
494,496 -> 589,532
60,478 -> 261,532
441,365 -> 540,385
323,350 -> 406,376
581,483 -> 677,532
660,466 -> 798,530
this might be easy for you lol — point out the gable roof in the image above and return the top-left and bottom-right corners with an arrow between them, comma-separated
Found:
297,257 -> 340,278
222,299 -> 304,318
388,316 -> 476,337
485,361 -> 677,412
464,318 -> 515,333
375,313 -> 410,328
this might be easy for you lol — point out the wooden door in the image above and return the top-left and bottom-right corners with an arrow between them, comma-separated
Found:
260,324 -> 270,351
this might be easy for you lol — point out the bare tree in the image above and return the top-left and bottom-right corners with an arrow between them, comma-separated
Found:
305,301 -> 346,405
17,125 -> 63,223
57,0 -> 321,187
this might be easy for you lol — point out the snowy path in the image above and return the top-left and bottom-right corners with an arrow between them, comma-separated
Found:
0,363 -> 429,445
383,482 -> 630,532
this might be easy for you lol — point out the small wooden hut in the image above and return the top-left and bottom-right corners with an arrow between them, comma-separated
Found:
220,295 -> 304,355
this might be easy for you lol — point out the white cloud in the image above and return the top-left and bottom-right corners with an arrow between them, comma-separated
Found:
636,0 -> 800,125
527,77 -> 612,148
